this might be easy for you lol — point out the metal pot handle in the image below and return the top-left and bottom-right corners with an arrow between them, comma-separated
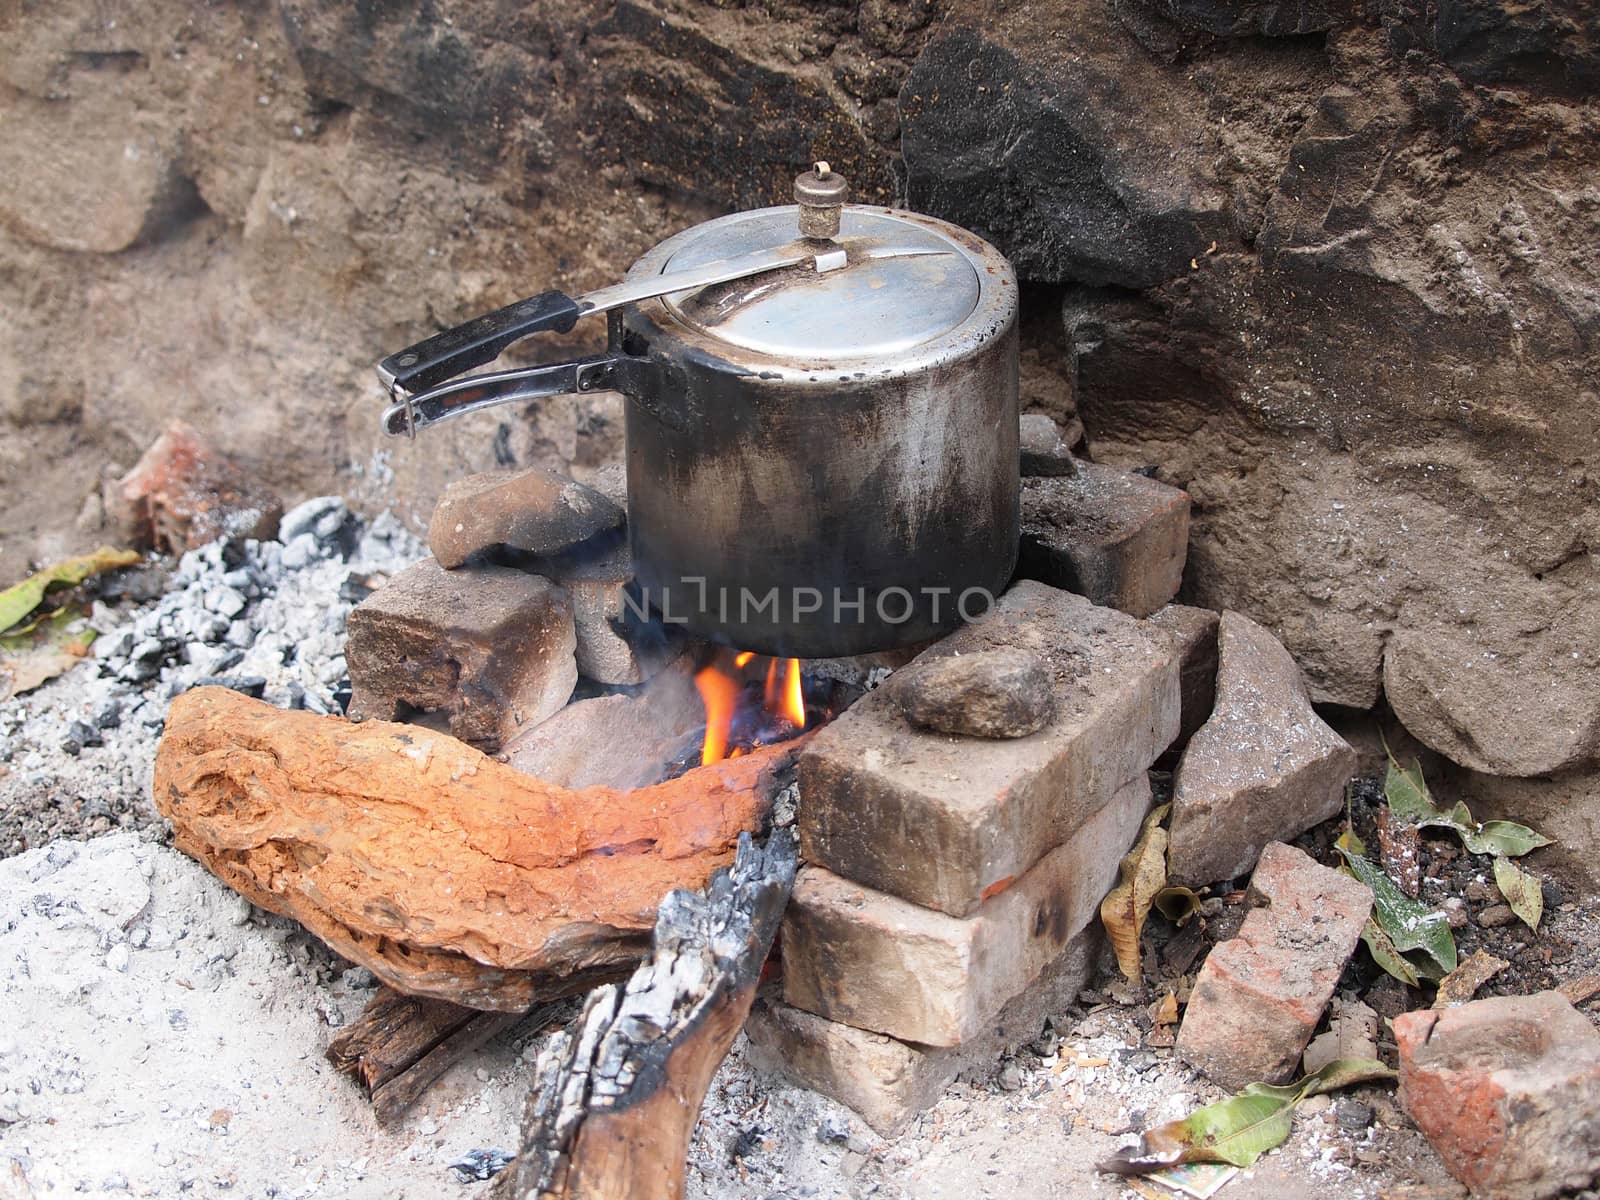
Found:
379,353 -> 619,438
376,291 -> 583,400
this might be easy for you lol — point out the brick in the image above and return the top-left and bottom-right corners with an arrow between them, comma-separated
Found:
1147,604 -> 1219,751
428,467 -> 623,570
346,557 -> 576,753
799,581 -> 1179,915
1017,462 -> 1190,617
1175,842 -> 1371,1089
107,419 -> 282,554
1167,612 -> 1357,886
782,775 -> 1149,1046
746,925 -> 1102,1135
1395,992 -> 1600,1200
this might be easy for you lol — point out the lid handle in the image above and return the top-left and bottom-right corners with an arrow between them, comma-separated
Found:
795,162 -> 848,239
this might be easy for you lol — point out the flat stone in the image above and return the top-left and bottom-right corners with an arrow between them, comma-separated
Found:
1175,842 -> 1372,1089
1017,462 -> 1191,618
746,924 -> 1102,1135
1019,413 -> 1078,477
535,535 -> 684,686
1147,604 -> 1220,751
783,775 -> 1150,1046
1395,992 -> 1600,1200
1167,611 -> 1357,886
799,581 -> 1180,916
428,467 -> 623,570
504,663 -> 702,790
889,647 -> 1054,739
346,558 -> 576,753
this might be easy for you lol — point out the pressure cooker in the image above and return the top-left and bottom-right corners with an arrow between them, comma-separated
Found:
376,165 -> 1019,658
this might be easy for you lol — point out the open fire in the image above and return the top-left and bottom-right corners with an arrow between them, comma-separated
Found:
693,651 -> 808,765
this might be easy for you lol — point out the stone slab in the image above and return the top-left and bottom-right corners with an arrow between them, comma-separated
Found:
783,775 -> 1150,1046
799,580 -> 1179,916
1167,611 -> 1357,886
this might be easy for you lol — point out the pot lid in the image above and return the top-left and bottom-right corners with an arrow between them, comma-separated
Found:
652,207 -> 983,361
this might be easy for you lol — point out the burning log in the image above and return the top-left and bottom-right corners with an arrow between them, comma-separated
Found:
153,687 -> 796,1010
327,988 -> 563,1123
500,830 -> 797,1200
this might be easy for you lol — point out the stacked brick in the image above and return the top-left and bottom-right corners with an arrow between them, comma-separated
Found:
750,579 -> 1191,1132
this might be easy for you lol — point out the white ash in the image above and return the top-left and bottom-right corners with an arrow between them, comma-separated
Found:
0,498 -> 424,855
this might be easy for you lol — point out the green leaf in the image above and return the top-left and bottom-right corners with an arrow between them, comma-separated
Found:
1098,1059 -> 1396,1176
1385,751 -> 1552,860
0,547 -> 140,634
1493,858 -> 1543,931
1335,824 -> 1368,859
1384,757 -> 1441,825
0,604 -> 98,700
1460,821 -> 1554,858
1339,849 -> 1457,975
1359,916 -> 1421,987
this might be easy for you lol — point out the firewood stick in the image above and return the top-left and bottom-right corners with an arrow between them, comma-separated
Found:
327,988 -> 564,1123
499,829 -> 798,1200
153,687 -> 796,1010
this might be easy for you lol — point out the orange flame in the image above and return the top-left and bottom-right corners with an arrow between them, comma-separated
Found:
781,657 -> 805,728
695,654 -> 809,766
694,664 -> 741,766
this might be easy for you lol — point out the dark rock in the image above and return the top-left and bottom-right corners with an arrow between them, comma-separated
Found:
62,721 -> 101,755
889,647 -> 1055,740
1335,1100 -> 1375,1133
1019,413 -> 1078,478
587,1 -> 897,208
1431,0 -> 1599,96
901,0 -> 1235,287
1115,0 -> 1349,53
209,649 -> 245,675
817,1115 -> 851,1145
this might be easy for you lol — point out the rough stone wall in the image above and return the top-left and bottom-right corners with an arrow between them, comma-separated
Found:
901,0 -> 1599,779
2,0 -> 1595,783
0,0 -> 942,576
